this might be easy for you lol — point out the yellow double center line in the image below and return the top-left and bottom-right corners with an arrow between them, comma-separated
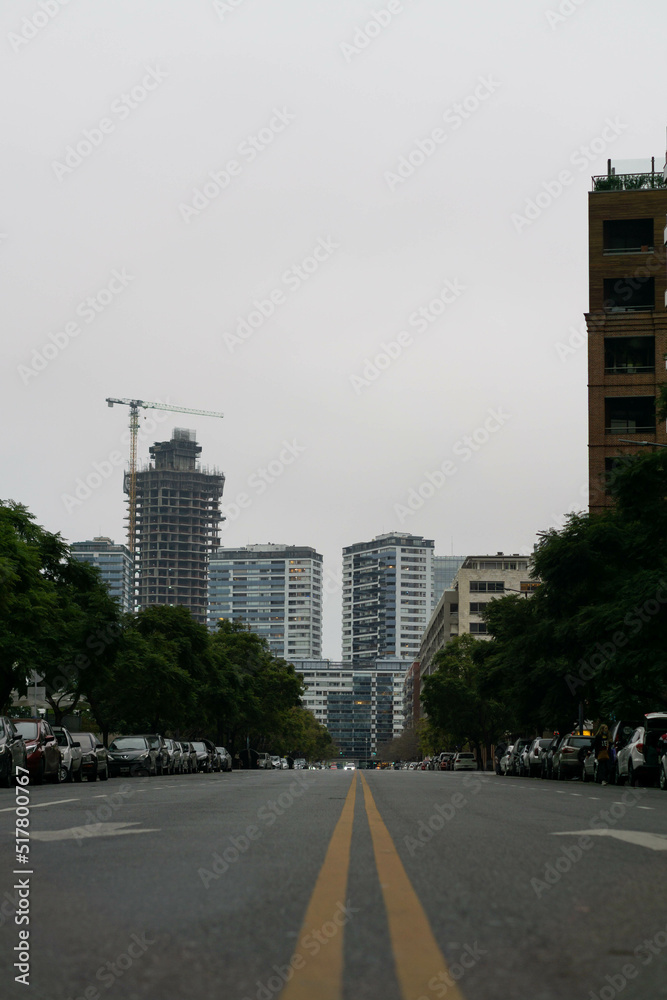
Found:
280,773 -> 466,1000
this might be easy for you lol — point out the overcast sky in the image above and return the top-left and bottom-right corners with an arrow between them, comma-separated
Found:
2,0 -> 664,658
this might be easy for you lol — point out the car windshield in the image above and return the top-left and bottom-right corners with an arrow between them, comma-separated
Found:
458,754 -> 474,758
110,738 -> 147,750
55,732 -> 69,747
192,742 -> 206,751
14,722 -> 38,739
538,739 -> 551,748
77,734 -> 94,749
567,738 -> 593,747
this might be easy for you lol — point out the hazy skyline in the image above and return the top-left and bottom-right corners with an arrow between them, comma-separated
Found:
3,0 -> 665,657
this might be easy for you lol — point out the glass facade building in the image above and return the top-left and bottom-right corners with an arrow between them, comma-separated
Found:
208,545 -> 323,659
70,536 -> 134,612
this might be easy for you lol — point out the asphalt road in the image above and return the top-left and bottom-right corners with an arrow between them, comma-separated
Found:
1,768 -> 667,1000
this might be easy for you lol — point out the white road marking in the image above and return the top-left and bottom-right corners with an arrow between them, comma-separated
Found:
30,822 -> 160,842
0,798 -> 79,814
637,806 -> 654,811
552,829 -> 667,852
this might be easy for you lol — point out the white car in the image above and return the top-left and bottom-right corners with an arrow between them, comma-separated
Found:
498,745 -> 514,775
343,763 -> 356,770
270,755 -> 282,769
452,752 -> 477,771
280,758 -> 289,769
53,726 -> 83,783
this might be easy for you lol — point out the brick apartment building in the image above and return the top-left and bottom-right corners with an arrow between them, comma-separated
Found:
587,157 -> 667,511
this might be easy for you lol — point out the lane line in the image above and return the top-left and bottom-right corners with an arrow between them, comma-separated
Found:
0,797 -> 79,814
360,774 -> 466,1000
279,776 -> 357,1000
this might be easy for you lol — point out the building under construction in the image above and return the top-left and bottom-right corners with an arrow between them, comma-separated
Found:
126,428 -> 225,623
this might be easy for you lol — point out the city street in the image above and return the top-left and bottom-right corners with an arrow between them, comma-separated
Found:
1,769 -> 667,1000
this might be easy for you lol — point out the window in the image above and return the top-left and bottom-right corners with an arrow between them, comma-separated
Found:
469,623 -> 488,634
604,336 -> 654,374
469,603 -> 487,614
605,396 -> 655,435
603,277 -> 654,312
603,218 -> 654,254
470,581 -> 504,593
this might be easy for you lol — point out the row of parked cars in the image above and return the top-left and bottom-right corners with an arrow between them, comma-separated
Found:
256,754 -> 307,769
497,712 -> 667,787
0,716 -> 233,785
409,753 -> 479,772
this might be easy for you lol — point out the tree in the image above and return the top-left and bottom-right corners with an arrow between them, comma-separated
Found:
421,634 -> 511,766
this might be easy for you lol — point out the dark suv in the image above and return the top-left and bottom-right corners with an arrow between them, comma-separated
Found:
76,732 -> 109,782
11,718 -> 61,784
0,717 -> 28,787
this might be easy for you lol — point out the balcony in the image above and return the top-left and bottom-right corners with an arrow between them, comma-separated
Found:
592,159 -> 667,192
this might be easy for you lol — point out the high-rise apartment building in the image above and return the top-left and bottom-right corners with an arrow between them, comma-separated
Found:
587,157 -> 667,511
70,536 -> 133,612
129,428 -> 224,624
208,545 -> 323,659
341,533 -> 434,663
291,658 -> 410,759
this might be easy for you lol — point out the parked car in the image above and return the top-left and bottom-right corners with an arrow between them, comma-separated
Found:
452,752 -> 477,771
506,739 -> 532,776
164,739 -> 182,774
53,726 -> 83,783
11,718 -> 62,784
552,735 -> 594,780
499,745 -> 514,775
76,731 -> 109,782
192,741 -> 214,772
179,741 -> 198,773
216,747 -> 232,772
582,749 -> 599,784
0,716 -> 27,787
521,738 -> 552,778
541,734 -> 566,780
107,736 -> 157,778
257,753 -> 273,769
270,755 -> 282,769
609,720 -> 637,782
280,757 -> 289,769
439,752 -> 456,771
134,734 -> 168,775
293,758 -> 307,770
616,716 -> 667,786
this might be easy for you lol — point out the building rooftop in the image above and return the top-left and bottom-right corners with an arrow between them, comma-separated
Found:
591,157 -> 667,192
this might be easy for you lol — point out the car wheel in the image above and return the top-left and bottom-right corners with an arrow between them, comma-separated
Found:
60,763 -> 70,783
88,766 -> 98,782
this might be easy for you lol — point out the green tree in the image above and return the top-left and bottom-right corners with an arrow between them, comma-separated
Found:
421,634 -> 511,766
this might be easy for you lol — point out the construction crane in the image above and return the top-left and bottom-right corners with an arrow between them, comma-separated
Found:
106,397 -> 225,554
